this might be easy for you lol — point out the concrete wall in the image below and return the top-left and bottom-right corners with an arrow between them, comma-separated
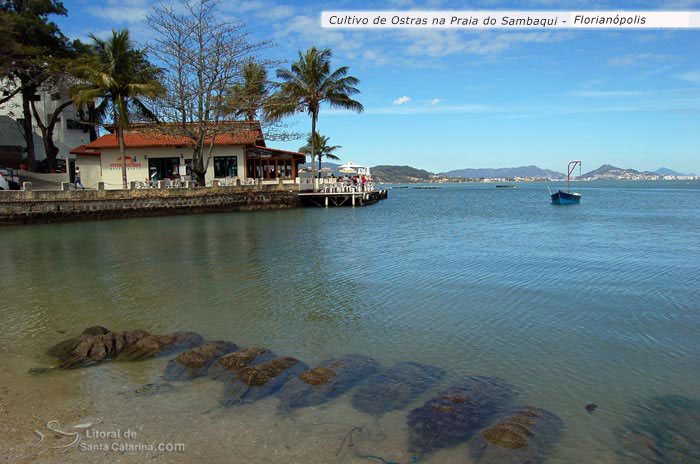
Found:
84,146 -> 246,189
74,155 -> 102,188
0,184 -> 299,224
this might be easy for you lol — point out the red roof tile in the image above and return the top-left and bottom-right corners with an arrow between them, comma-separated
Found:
69,144 -> 101,156
84,127 -> 263,150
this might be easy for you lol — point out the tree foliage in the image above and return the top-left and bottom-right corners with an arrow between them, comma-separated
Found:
146,0 -> 272,184
70,29 -> 164,188
298,131 -> 341,171
267,47 -> 363,190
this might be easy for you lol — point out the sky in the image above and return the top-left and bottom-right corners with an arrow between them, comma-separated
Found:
54,0 -> 700,174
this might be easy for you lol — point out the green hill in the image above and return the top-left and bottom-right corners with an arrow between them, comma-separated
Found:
370,165 -> 435,184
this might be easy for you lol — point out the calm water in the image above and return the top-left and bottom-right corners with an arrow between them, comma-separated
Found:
1,181 -> 699,463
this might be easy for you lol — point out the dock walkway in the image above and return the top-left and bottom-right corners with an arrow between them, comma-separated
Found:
298,189 -> 388,207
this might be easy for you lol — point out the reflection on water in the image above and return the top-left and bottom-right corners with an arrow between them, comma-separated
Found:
1,181 -> 700,463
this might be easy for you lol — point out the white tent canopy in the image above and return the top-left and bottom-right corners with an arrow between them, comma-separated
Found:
338,162 -> 371,176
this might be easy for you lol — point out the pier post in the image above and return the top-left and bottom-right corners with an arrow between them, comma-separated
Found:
352,194 -> 355,207
325,196 -> 328,207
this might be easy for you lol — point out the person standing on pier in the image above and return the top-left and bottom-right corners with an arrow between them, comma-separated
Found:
75,166 -> 84,189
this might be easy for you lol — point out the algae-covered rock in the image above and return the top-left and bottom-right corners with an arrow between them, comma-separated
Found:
407,375 -> 517,453
54,329 -> 151,369
614,395 -> 700,464
220,356 -> 309,406
351,362 -> 446,416
163,341 -> 238,381
116,331 -> 204,361
278,354 -> 380,409
208,347 -> 277,382
46,326 -> 112,360
468,406 -> 564,463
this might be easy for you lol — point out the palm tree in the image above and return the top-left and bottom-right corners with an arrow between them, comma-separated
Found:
299,131 -> 341,172
70,29 -> 163,189
267,47 -> 362,191
227,60 -> 269,121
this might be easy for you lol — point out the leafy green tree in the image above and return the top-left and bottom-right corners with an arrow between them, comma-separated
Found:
267,47 -> 362,191
1,0 -> 73,169
226,60 -> 269,121
298,131 -> 341,172
70,30 -> 163,189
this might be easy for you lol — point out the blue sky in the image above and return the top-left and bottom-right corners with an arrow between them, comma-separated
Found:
55,0 -> 700,174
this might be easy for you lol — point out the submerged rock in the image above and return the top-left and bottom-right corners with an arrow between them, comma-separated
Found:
46,326 -> 112,360
54,329 -> 151,369
116,331 -> 204,361
208,347 -> 277,382
278,354 -> 380,409
351,362 -> 446,416
163,341 -> 238,381
407,375 -> 516,453
220,356 -> 308,406
614,394 -> 700,464
468,406 -> 564,463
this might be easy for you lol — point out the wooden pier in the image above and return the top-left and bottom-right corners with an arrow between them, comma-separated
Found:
298,189 -> 388,208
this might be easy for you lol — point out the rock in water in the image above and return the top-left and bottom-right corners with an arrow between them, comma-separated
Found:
351,362 -> 446,416
46,326 -> 112,360
614,394 -> 700,464
116,331 -> 204,361
468,406 -> 564,464
278,354 -> 380,409
407,375 -> 517,453
163,341 -> 239,381
208,347 -> 277,382
56,329 -> 152,369
220,357 -> 308,406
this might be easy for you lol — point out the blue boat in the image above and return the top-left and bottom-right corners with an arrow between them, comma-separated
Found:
550,160 -> 582,205
551,189 -> 582,204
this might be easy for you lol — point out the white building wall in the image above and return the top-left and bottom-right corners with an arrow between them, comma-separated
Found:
75,155 -> 102,188
84,145 -> 247,189
0,81 -> 91,161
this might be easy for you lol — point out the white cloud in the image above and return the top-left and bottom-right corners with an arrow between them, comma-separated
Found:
430,98 -> 441,105
677,70 -> 700,84
87,6 -> 149,24
607,53 -> 668,66
393,96 -> 411,105
570,90 -> 645,97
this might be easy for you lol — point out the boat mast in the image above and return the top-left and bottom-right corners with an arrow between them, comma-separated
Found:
568,160 -> 581,193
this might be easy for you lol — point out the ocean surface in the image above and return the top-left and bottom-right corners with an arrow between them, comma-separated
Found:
1,180 -> 699,463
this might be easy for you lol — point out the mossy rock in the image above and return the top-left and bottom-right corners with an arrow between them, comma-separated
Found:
53,329 -> 151,369
208,347 -> 277,382
468,406 -> 564,464
162,341 -> 238,381
116,331 -> 204,361
407,375 -> 517,453
278,354 -> 379,410
220,357 -> 309,407
351,362 -> 446,416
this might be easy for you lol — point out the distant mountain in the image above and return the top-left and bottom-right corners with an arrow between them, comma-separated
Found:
581,164 -> 660,180
370,165 -> 434,184
655,167 -> 694,176
441,165 -> 565,179
299,162 -> 342,176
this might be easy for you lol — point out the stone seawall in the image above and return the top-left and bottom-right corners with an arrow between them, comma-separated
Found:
0,185 -> 299,225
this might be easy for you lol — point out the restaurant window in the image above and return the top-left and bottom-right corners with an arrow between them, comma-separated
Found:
214,156 -> 238,178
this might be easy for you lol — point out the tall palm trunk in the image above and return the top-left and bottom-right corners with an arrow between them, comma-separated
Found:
118,125 -> 127,189
311,112 -> 318,191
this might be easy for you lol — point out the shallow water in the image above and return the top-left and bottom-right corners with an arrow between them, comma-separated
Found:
1,180 -> 699,463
